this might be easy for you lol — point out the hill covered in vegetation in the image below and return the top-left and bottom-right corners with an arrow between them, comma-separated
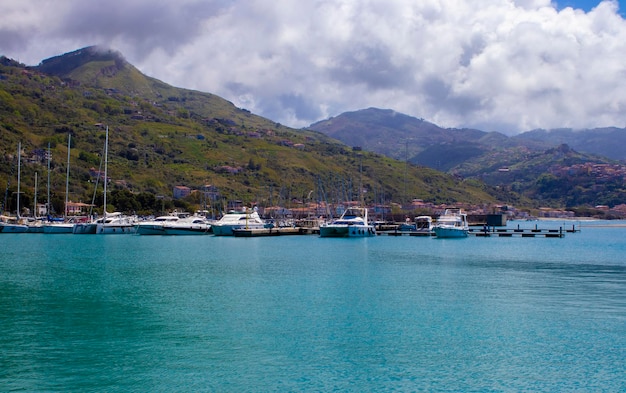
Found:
0,47 -> 509,216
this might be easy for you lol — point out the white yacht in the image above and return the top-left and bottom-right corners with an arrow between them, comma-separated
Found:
319,207 -> 376,238
95,212 -> 136,234
136,213 -> 210,235
433,208 -> 469,238
211,209 -> 266,236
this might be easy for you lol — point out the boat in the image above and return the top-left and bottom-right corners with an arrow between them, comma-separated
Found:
135,215 -> 180,235
42,134 -> 74,234
0,215 -> 29,233
42,221 -> 75,234
319,206 -> 376,237
95,212 -> 136,234
211,208 -> 267,236
72,220 -> 98,234
415,215 -> 434,235
433,208 -> 469,238
0,143 -> 29,233
135,213 -> 210,235
94,126 -> 136,234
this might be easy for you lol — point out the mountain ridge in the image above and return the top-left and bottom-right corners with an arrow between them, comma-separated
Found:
0,47 -> 507,217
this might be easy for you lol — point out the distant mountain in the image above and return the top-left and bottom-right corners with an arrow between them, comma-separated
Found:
308,108 -> 626,208
309,108 -> 491,163
513,127 -> 626,161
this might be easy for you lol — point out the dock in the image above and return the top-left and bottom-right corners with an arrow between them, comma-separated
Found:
377,230 -> 434,236
469,227 -> 565,238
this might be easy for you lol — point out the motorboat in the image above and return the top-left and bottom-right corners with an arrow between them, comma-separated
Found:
433,208 -> 469,238
135,215 -> 180,235
211,209 -> 267,236
319,206 -> 376,238
415,215 -> 434,234
95,212 -> 137,234
135,213 -> 210,235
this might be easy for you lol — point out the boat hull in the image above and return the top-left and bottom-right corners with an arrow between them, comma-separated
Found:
319,225 -> 376,238
212,224 -> 265,236
135,224 -> 167,235
161,225 -> 210,235
433,227 -> 468,238
96,224 -> 136,234
0,223 -> 29,233
42,224 -> 74,234
73,223 -> 98,234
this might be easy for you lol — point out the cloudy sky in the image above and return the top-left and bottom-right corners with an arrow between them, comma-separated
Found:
2,0 -> 626,134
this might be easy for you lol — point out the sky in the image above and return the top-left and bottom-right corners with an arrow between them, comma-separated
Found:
1,0 -> 626,135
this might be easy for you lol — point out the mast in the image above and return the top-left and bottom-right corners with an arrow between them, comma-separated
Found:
103,126 -> 108,218
34,172 -> 38,218
47,143 -> 51,216
16,142 -> 21,218
65,134 -> 71,219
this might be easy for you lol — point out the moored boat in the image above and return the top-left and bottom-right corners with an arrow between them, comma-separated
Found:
136,213 -> 211,235
433,208 -> 469,238
319,206 -> 376,238
211,208 -> 267,236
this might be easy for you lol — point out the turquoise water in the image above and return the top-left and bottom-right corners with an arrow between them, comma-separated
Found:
1,221 -> 625,391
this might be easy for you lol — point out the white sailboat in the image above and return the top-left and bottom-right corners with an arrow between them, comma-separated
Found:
43,135 -> 74,234
0,142 -> 29,233
95,126 -> 135,234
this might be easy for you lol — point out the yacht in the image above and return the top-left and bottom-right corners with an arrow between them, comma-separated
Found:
95,212 -> 136,234
136,213 -> 210,235
319,207 -> 376,237
211,209 -> 266,236
433,208 -> 469,238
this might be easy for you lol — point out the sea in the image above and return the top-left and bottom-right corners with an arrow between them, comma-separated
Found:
1,220 -> 625,392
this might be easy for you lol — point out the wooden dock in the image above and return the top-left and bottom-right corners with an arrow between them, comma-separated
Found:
377,230 -> 434,236
469,227 -> 565,238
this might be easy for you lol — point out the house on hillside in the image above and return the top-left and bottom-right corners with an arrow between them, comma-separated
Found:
173,186 -> 191,199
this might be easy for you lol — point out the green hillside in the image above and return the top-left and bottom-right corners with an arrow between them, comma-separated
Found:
0,47 -> 504,216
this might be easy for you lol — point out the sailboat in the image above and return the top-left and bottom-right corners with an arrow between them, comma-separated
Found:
0,142 -> 29,233
43,135 -> 75,234
25,172 -> 45,233
95,126 -> 135,234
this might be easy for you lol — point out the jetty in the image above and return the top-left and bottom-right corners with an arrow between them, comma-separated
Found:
468,223 -> 579,238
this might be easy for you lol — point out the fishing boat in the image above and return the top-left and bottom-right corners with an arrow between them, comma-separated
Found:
211,208 -> 267,236
433,208 -> 469,238
319,206 -> 376,238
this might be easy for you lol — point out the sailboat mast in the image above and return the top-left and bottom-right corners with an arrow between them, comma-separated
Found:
34,172 -> 38,218
16,142 -> 21,218
103,126 -> 108,218
65,134 -> 71,219
47,143 -> 51,216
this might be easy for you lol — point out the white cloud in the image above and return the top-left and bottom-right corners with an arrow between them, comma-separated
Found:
1,0 -> 626,134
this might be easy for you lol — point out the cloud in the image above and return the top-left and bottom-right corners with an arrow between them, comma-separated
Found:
1,0 -> 626,134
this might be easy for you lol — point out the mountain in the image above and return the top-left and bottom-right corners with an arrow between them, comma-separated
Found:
513,127 -> 626,161
308,108 -> 626,208
309,108 -> 491,163
0,47 -> 504,217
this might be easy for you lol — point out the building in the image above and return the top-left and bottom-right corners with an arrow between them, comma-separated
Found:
173,186 -> 192,199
